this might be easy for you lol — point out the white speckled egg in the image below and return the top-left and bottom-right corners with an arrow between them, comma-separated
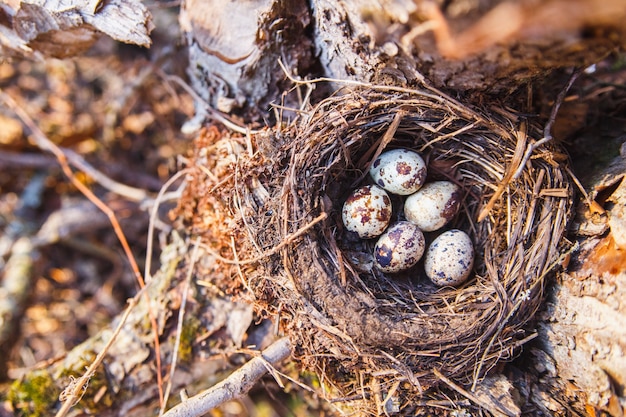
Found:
342,185 -> 392,238
374,221 -> 425,273
425,229 -> 474,287
404,181 -> 462,232
370,149 -> 427,195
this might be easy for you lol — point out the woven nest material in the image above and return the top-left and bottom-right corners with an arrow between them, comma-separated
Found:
198,83 -> 572,413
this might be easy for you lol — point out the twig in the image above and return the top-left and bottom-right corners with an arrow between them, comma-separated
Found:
0,174 -> 46,376
0,172 -> 47,261
62,148 -> 151,203
159,237 -> 201,417
0,150 -> 57,169
477,123 -> 528,222
433,369 -> 512,417
0,91 -> 152,203
160,73 -> 259,135
0,89 -> 146,282
144,169 -> 188,282
201,212 -> 327,265
33,201 -> 111,247
352,110 -> 405,187
0,238 -> 36,362
162,337 -> 292,417
55,285 -> 148,417
511,69 -> 581,181
142,171 -> 188,405
564,165 -> 603,214
277,58 -> 383,90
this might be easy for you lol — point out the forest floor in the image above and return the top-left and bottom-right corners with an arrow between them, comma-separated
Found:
1,1 -> 626,416
0,1 -> 194,411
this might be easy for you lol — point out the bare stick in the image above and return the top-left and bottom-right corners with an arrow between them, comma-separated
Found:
160,73 -> 259,135
144,169 -> 188,282
0,238 -> 36,361
62,148 -> 151,203
477,123 -> 528,222
0,150 -> 56,169
0,90 -> 147,284
56,286 -> 147,417
162,337 -> 292,417
159,237 -> 201,417
352,110 -> 405,187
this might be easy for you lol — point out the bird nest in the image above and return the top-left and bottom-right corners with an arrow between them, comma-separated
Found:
190,83 -> 572,414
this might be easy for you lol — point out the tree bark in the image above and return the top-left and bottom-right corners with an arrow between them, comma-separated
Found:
180,0 -> 313,121
182,0 -> 626,119
532,166 -> 626,415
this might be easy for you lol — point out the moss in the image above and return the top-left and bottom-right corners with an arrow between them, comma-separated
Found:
7,351 -> 114,416
7,370 -> 57,417
78,369 -> 115,411
610,52 -> 626,71
177,316 -> 201,363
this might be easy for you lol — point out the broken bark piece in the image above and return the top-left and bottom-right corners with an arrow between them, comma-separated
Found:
1,0 -> 153,58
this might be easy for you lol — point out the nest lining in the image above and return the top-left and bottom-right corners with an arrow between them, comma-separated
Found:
204,84 -> 572,412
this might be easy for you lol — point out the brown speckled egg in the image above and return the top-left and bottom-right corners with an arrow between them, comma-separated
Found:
374,221 -> 425,273
404,181 -> 462,232
425,229 -> 474,287
342,185 -> 392,238
369,149 -> 427,195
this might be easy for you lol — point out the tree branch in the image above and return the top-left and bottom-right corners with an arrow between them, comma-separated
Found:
162,337 -> 292,417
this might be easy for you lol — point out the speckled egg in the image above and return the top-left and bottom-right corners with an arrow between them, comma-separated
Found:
342,185 -> 392,238
374,221 -> 425,273
424,229 -> 474,287
404,181 -> 462,232
369,149 -> 427,195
